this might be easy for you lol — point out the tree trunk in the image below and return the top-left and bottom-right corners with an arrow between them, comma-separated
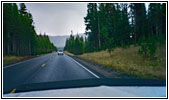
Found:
12,36 -> 16,55
98,17 -> 101,49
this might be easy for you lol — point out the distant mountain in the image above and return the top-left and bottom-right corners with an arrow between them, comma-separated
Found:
49,33 -> 86,48
49,35 -> 69,48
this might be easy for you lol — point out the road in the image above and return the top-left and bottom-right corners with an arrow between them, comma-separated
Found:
3,53 -> 99,93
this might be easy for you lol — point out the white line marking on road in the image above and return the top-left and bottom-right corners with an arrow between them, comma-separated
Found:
3,53 -> 54,69
66,55 -> 100,78
41,64 -> 46,67
3,54 -> 51,69
3,58 -> 35,69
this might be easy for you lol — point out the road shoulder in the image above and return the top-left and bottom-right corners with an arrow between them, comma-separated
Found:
68,55 -> 138,79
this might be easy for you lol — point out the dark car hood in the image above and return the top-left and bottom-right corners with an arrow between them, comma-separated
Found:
3,78 -> 166,95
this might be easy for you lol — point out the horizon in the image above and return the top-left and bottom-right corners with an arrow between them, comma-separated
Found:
48,32 -> 86,37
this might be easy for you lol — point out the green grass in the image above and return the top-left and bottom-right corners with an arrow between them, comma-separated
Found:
79,45 -> 166,79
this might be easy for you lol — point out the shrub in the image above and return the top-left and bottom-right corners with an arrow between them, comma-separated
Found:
138,36 -> 157,58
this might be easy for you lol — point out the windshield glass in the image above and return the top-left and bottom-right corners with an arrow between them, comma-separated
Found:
59,50 -> 62,52
3,2 -> 166,98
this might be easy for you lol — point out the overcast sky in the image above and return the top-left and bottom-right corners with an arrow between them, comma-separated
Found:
24,3 -> 149,36
25,3 -> 87,36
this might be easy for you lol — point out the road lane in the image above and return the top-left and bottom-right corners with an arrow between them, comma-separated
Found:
3,53 -> 97,93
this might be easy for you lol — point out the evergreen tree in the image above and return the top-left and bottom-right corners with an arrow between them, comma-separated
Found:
3,3 -> 57,56
131,3 -> 148,43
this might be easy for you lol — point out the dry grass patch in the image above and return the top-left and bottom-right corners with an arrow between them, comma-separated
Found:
3,56 -> 24,66
80,45 -> 166,79
64,51 -> 75,56
3,56 -> 37,67
3,52 -> 57,67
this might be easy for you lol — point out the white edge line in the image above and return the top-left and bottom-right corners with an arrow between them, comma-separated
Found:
3,53 -> 54,69
66,55 -> 100,78
3,59 -> 32,69
3,54 -> 49,69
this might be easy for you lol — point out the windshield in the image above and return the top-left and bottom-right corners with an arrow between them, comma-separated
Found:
58,50 -> 63,52
3,2 -> 166,98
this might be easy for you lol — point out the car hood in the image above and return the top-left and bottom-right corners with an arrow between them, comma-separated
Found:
3,78 -> 166,97
4,85 -> 166,97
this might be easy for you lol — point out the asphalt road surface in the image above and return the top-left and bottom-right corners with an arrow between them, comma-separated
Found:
3,53 -> 99,93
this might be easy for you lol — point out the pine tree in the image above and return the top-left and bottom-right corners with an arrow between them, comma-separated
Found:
3,3 -> 57,56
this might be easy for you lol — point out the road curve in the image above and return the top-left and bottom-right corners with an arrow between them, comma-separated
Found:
3,53 -> 98,93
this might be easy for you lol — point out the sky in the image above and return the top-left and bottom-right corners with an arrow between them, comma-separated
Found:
25,3 -> 87,36
24,3 -> 149,36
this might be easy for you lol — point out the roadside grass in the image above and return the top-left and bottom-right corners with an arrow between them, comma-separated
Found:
64,51 -> 75,56
3,52 -> 54,67
79,45 -> 166,79
3,56 -> 35,67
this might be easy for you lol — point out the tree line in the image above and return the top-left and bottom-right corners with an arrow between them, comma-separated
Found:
65,3 -> 166,56
64,33 -> 85,55
3,3 -> 57,56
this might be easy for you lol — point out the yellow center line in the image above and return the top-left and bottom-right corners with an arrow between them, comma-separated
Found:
10,88 -> 16,94
41,64 -> 46,67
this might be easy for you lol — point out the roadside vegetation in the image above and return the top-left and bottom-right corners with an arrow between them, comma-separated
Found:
3,56 -> 32,66
64,51 -> 75,56
3,53 -> 49,67
79,45 -> 166,79
64,3 -> 166,79
3,3 -> 57,66
3,3 -> 57,56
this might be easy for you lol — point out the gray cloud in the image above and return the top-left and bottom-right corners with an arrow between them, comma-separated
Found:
25,3 -> 87,36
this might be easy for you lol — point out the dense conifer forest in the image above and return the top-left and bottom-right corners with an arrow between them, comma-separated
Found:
65,3 -> 166,57
3,3 -> 57,56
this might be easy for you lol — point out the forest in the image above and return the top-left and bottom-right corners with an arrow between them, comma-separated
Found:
64,33 -> 85,55
64,3 -> 166,57
3,3 -> 57,56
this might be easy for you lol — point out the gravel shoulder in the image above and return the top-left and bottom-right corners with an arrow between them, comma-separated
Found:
69,55 -> 139,79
